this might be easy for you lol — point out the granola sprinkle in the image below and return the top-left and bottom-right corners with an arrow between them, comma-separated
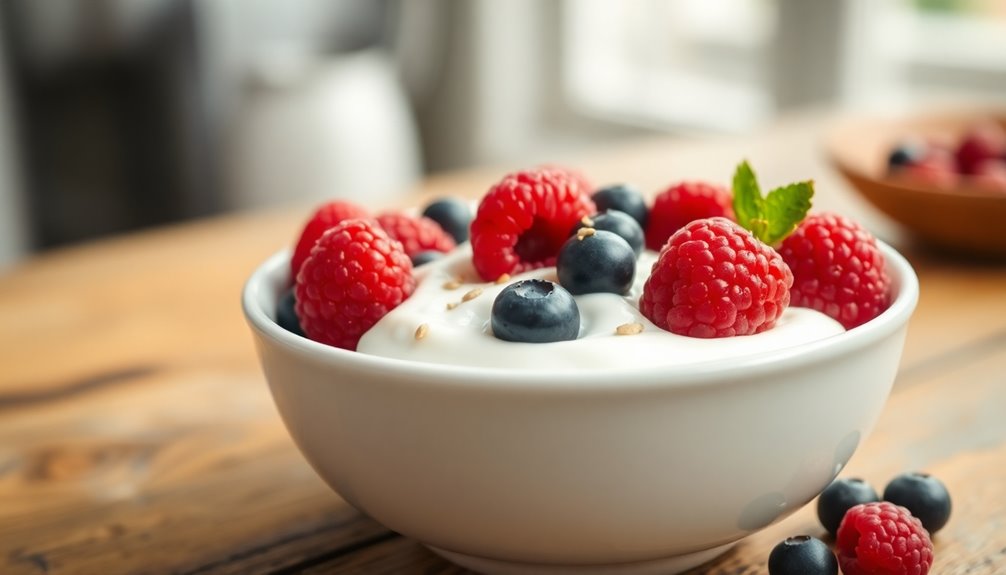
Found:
462,287 -> 484,302
615,322 -> 644,336
576,227 -> 596,241
414,323 -> 429,340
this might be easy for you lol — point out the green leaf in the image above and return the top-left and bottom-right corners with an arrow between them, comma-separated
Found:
732,160 -> 762,232
761,181 -> 814,245
729,161 -> 814,245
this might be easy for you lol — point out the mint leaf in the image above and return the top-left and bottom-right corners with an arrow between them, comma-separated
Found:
730,161 -> 813,245
761,181 -> 814,245
732,160 -> 762,232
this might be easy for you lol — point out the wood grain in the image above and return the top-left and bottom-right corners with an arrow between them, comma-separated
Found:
1,111 -> 1004,574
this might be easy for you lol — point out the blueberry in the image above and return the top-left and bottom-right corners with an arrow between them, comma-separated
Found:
491,279 -> 579,343
888,142 -> 926,171
422,198 -> 471,243
768,536 -> 837,575
557,230 -> 636,295
572,210 -> 645,255
592,184 -> 648,228
277,287 -> 305,337
817,477 -> 879,536
411,250 -> 444,267
883,472 -> 952,534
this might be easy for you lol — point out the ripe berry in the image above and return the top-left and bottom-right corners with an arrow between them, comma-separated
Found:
557,229 -> 636,295
491,279 -> 580,343
956,122 -> 1006,175
572,210 -> 645,255
291,200 -> 369,276
376,212 -> 456,259
887,142 -> 926,172
778,213 -> 892,330
470,168 -> 595,281
836,502 -> 933,575
645,181 -> 734,251
295,219 -> 416,350
276,287 -> 305,337
817,477 -> 880,537
768,536 -> 837,575
883,472 -> 952,534
640,217 -> 792,338
591,184 -> 648,228
421,197 -> 472,243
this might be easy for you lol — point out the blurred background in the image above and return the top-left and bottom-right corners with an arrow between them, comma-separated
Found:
0,0 -> 1004,269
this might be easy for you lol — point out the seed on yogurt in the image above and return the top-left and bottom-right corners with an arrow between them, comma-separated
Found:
462,287 -> 483,302
615,322 -> 644,336
415,323 -> 429,340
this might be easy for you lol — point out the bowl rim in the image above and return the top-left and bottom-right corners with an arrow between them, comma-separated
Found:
242,242 -> 919,392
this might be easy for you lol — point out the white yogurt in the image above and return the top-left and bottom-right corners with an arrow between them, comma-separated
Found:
357,245 -> 845,370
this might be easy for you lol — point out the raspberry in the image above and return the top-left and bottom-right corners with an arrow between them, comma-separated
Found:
640,217 -> 792,338
470,168 -> 596,280
778,213 -> 892,330
836,502 -> 934,575
295,219 -> 415,351
645,181 -> 734,251
956,122 -> 1006,175
291,200 -> 370,276
375,212 -> 456,258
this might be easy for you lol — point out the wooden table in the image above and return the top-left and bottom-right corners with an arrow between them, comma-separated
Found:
2,112 -> 1005,574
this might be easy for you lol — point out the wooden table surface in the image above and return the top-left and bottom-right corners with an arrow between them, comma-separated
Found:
2,113 -> 1005,574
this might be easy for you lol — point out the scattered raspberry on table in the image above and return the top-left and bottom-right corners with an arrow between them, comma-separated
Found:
836,501 -> 934,575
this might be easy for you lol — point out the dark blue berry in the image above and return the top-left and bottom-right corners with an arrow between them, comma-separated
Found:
411,250 -> 444,267
768,536 -> 837,575
572,210 -> 644,255
883,471 -> 952,534
422,198 -> 471,243
491,279 -> 579,343
277,287 -> 305,337
592,184 -> 648,228
557,230 -> 636,295
817,477 -> 879,536
888,142 -> 926,171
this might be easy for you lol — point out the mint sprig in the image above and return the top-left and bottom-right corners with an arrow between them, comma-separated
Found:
732,160 -> 813,246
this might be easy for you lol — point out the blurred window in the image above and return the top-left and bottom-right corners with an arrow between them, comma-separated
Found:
560,0 -> 1006,134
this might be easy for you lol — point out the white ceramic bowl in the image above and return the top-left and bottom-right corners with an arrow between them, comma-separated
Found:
242,243 -> 918,575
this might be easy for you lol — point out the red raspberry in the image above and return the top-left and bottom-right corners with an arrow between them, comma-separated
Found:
470,168 -> 595,280
295,219 -> 415,351
375,212 -> 456,258
645,182 -> 734,251
542,164 -> 594,196
291,200 -> 370,276
956,122 -> 1006,175
778,213 -> 892,330
837,502 -> 934,575
640,217 -> 792,338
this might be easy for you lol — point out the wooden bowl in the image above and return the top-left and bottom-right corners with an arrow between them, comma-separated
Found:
827,109 -> 1006,257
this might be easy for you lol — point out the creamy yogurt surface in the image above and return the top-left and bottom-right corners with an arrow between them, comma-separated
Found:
357,245 -> 845,370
